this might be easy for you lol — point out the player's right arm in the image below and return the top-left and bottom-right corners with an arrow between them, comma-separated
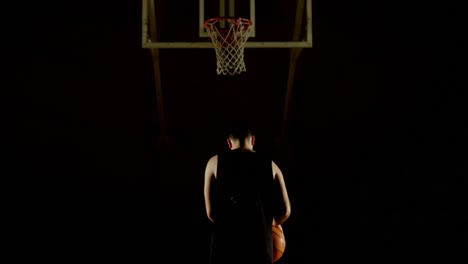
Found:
272,161 -> 291,226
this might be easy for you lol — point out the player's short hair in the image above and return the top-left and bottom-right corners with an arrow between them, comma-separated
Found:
225,120 -> 255,144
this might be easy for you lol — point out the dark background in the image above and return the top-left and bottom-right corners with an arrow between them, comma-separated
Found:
14,0 -> 464,263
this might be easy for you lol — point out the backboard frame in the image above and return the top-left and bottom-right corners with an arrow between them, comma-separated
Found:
198,0 -> 256,38
142,0 -> 312,48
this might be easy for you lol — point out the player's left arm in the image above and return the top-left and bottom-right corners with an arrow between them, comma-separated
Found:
204,155 -> 218,222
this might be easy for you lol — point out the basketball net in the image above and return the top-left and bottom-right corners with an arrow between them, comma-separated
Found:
204,17 -> 253,75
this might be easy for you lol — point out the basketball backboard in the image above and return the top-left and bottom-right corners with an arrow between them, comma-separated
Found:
142,0 -> 312,48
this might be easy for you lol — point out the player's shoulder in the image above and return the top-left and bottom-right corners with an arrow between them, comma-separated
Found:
250,149 -> 272,159
208,154 -> 218,165
272,160 -> 277,169
272,160 -> 283,173
205,154 -> 218,176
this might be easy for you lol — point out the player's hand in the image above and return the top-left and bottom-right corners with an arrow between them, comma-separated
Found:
272,219 -> 283,231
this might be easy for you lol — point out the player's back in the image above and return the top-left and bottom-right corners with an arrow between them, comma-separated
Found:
210,149 -> 274,264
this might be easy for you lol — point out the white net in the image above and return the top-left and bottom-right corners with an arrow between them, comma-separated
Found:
204,18 -> 253,75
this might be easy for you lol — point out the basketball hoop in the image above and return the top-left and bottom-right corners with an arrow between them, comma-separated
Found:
204,17 -> 253,75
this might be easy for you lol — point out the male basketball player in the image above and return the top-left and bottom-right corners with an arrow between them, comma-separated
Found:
204,121 -> 291,264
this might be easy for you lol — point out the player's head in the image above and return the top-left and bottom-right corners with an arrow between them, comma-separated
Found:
225,120 -> 255,150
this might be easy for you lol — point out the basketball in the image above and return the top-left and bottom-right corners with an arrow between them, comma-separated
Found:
272,225 -> 286,262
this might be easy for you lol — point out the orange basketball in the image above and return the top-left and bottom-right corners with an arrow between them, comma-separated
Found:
272,225 -> 286,262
